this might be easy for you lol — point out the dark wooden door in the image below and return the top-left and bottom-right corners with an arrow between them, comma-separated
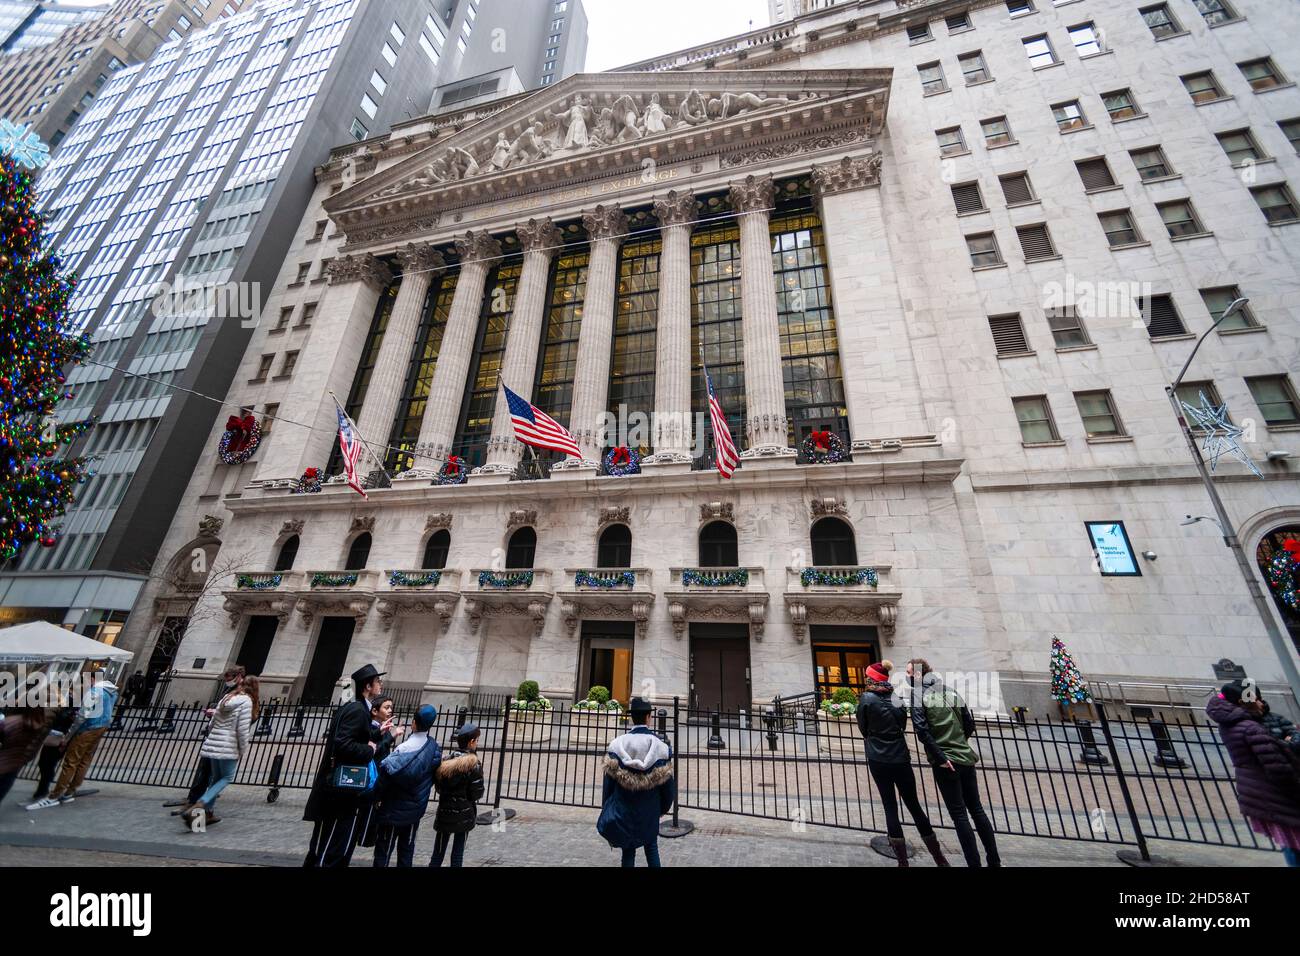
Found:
690,627 -> 750,713
302,617 -> 355,705
235,615 -> 278,677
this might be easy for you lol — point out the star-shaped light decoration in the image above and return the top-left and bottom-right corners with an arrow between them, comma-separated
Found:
0,118 -> 51,169
1180,390 -> 1263,478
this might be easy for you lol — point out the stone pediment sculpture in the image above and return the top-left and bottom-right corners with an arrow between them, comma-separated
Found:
324,69 -> 891,242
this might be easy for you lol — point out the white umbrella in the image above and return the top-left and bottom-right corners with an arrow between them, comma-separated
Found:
0,621 -> 132,663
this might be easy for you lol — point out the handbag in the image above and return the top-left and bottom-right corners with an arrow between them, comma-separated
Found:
325,703 -> 378,795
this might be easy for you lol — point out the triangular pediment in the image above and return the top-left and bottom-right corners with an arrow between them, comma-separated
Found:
325,68 -> 891,240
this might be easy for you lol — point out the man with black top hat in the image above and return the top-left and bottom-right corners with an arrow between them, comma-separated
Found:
596,697 -> 675,867
303,664 -> 387,867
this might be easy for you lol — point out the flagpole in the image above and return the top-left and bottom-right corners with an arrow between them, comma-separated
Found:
328,390 -> 389,475
700,346 -> 718,474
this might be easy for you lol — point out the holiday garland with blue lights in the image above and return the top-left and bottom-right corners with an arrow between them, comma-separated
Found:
575,569 -> 636,589
237,574 -> 283,591
311,572 -> 359,588
0,151 -> 93,562
800,567 -> 878,588
683,568 -> 749,587
390,569 -> 441,588
479,570 -> 534,589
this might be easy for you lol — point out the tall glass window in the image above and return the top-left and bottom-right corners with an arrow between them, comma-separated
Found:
387,272 -> 458,473
690,220 -> 745,462
533,248 -> 590,431
451,262 -> 520,468
607,235 -> 660,452
328,275 -> 400,475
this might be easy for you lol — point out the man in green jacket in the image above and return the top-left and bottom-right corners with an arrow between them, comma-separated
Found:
906,659 -> 1001,867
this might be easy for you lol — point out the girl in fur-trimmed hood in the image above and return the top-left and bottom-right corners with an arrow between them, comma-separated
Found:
430,723 -> 485,867
597,698 -> 676,867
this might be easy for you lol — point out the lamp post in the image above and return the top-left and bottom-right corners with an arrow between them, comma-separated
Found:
1165,297 -> 1300,704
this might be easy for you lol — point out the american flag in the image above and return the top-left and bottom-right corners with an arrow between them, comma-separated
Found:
705,366 -> 739,478
503,383 -> 582,459
335,405 -> 368,499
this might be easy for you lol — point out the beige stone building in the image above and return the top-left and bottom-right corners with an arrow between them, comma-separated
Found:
120,0 -> 1300,716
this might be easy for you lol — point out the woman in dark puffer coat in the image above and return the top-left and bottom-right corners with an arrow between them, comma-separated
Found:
1206,682 -> 1300,867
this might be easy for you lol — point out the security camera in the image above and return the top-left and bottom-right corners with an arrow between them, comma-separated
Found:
1266,450 -> 1291,461
1141,551 -> 1157,561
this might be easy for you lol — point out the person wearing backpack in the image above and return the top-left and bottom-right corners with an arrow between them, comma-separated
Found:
373,704 -> 442,867
182,675 -> 259,829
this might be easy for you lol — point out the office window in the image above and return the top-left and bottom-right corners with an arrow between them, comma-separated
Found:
382,42 -> 397,66
1239,58 -> 1284,92
1013,396 -> 1059,443
279,351 -> 299,378
1141,294 -> 1187,337
981,115 -> 1013,146
360,93 -> 378,119
1068,22 -> 1103,56
1250,184 -> 1299,223
1182,70 -> 1225,103
1174,382 -> 1226,431
1102,88 -> 1141,120
1215,128 -> 1262,164
1075,390 -> 1125,438
299,302 -> 318,327
295,263 -> 310,283
390,22 -> 405,45
1193,0 -> 1236,25
254,354 -> 273,380
1141,4 -> 1182,38
918,62 -> 948,95
1007,0 -> 1034,17
1200,286 -> 1255,330
907,23 -> 932,43
1023,34 -> 1057,68
999,172 -> 1035,204
1099,209 -> 1142,246
936,126 -> 967,155
1052,100 -> 1087,132
1047,306 -> 1090,347
1246,376 -> 1300,426
989,314 -> 1030,355
959,50 -> 991,84
1017,223 -> 1057,260
274,307 -> 292,331
1279,118 -> 1300,154
1131,146 -> 1173,180
951,181 -> 986,214
371,71 -> 387,95
350,118 -> 368,140
966,232 -> 1002,267
1157,200 -> 1204,237
1076,157 -> 1117,190
420,33 -> 440,64
261,403 -> 278,437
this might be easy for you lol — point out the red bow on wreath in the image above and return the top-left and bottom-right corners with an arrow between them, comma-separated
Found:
302,467 -> 320,480
811,430 -> 831,452
1284,539 -> 1300,558
225,414 -> 255,435
612,446 -> 631,465
446,456 -> 463,475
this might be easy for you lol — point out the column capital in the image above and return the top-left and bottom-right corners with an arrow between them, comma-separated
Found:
454,230 -> 502,265
326,254 -> 393,290
812,153 -> 883,197
396,243 -> 446,275
582,204 -> 628,243
729,174 -> 775,215
516,217 -> 563,254
653,189 -> 696,227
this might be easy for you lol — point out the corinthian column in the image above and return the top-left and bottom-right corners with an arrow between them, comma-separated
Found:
410,231 -> 501,472
475,217 -> 564,475
354,244 -> 445,456
730,173 -> 793,457
556,204 -> 627,469
644,189 -> 695,465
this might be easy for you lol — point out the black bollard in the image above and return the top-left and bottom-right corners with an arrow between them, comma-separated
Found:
287,706 -> 306,738
1149,719 -> 1187,769
707,710 -> 725,750
1012,706 -> 1028,725
157,703 -> 177,735
255,702 -> 276,737
763,707 -> 778,751
1075,718 -> 1109,765
266,753 -> 284,804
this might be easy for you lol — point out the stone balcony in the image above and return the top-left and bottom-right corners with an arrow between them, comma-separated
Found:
664,567 -> 770,640
294,569 -> 380,627
464,569 -> 554,636
376,568 -> 463,631
222,570 -> 303,626
782,565 -> 903,645
556,568 -> 656,639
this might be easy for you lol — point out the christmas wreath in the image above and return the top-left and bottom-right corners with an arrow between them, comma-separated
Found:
218,414 -> 261,465
801,430 -> 846,464
1266,539 -> 1300,613
603,446 -> 641,477
436,455 -> 468,485
291,467 -> 322,494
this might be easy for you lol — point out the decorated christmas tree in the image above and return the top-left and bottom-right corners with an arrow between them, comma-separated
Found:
1265,538 -> 1300,613
1050,635 -> 1092,704
0,141 -> 93,563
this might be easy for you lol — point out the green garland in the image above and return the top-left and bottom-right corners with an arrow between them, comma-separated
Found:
237,573 -> 283,591
479,570 -> 534,589
389,570 -> 441,588
801,567 -> 878,588
311,572 -> 359,588
683,568 -> 749,587
575,569 -> 635,589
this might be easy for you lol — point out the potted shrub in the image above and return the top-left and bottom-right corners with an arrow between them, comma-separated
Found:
816,687 -> 861,755
506,679 -> 554,745
569,685 -> 626,749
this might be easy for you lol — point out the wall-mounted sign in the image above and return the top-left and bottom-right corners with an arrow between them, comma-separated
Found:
1086,521 -> 1141,577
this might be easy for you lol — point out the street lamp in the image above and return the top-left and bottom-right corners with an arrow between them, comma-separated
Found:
1166,297 -> 1300,704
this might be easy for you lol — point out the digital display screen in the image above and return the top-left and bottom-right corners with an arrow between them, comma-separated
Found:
1086,521 -> 1141,576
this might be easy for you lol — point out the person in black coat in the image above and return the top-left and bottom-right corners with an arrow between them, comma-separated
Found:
430,722 -> 485,867
373,704 -> 442,868
303,664 -> 387,868
29,705 -> 76,802
596,697 -> 675,867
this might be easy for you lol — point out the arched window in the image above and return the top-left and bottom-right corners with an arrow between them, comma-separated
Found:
506,527 -> 537,569
422,530 -> 450,570
344,532 -> 372,571
698,521 -> 738,567
273,535 -> 299,572
597,524 -> 632,568
811,517 -> 857,566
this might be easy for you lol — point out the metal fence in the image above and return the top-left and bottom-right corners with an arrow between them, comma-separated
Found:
17,696 -> 1273,859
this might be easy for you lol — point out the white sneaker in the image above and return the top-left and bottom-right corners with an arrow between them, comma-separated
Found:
25,798 -> 60,810
59,795 -> 75,804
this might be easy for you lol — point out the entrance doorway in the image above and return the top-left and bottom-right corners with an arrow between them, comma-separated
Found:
810,624 -> 878,701
302,617 -> 356,705
578,621 -> 634,707
145,617 -> 188,701
236,615 -> 278,677
689,623 -> 751,713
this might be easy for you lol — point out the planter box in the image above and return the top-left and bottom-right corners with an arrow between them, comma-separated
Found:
505,709 -> 555,746
816,712 -> 862,756
569,710 -> 627,750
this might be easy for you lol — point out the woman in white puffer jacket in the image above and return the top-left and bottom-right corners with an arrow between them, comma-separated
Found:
184,676 -> 259,828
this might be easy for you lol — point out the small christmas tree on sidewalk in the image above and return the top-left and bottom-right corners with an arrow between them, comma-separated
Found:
1050,635 -> 1092,706
0,143 -> 93,563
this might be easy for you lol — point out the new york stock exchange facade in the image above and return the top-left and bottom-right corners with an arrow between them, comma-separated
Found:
122,63 -> 1300,717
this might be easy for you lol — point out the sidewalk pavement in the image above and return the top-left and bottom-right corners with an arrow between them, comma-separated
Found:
0,781 -> 1284,867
